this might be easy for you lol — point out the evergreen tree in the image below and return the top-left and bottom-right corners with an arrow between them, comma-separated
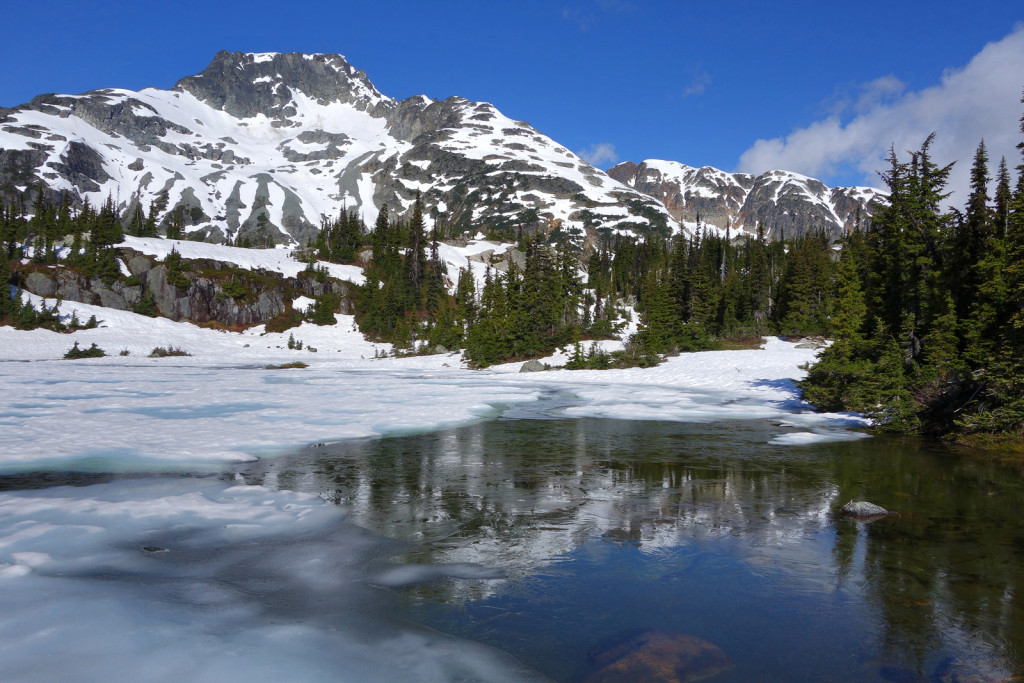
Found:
801,120 -> 1024,437
454,266 -> 477,330
949,140 -> 993,325
89,196 -> 124,284
0,254 -> 14,321
774,233 -> 832,335
632,267 -> 679,355
125,201 -> 146,238
371,204 -> 389,265
747,224 -> 772,332
425,228 -> 447,316
164,247 -> 190,289
307,293 -> 338,325
404,193 -> 427,309
994,156 -> 1012,239
465,267 -> 509,366
830,239 -> 866,342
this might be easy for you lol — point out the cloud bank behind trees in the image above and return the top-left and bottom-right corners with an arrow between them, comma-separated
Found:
737,24 -> 1024,205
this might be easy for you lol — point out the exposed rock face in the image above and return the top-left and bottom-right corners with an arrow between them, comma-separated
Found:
464,246 -> 526,273
610,161 -> 752,229
608,160 -> 884,240
20,248 -> 351,328
24,269 -> 140,311
176,52 -> 387,121
0,52 -> 674,249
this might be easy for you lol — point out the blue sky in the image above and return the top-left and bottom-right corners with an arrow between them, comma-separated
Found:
2,1 -> 1022,200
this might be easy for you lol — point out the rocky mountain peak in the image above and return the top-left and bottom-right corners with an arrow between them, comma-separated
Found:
608,159 -> 884,239
174,51 -> 392,120
0,51 -> 677,250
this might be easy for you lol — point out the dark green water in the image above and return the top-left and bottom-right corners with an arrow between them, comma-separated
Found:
239,417 -> 1024,682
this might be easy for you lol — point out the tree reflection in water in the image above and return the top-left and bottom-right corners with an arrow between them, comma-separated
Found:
239,418 -> 1023,681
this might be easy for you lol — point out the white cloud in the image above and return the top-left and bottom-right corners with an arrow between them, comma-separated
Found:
852,75 -> 906,114
737,24 -> 1024,204
578,142 -> 618,166
682,69 -> 712,99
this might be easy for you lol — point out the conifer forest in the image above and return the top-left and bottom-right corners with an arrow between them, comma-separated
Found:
4,100 -> 1024,443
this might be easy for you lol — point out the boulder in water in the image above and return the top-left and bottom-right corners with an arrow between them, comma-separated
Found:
841,500 -> 889,517
584,629 -> 732,682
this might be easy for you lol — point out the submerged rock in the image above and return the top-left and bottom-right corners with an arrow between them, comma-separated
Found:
584,629 -> 732,683
841,500 -> 889,517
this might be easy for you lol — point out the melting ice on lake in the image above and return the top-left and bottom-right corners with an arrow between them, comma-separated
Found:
0,334 -> 870,680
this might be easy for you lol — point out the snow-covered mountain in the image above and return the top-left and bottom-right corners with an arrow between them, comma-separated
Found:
0,51 -> 675,246
608,159 -> 884,239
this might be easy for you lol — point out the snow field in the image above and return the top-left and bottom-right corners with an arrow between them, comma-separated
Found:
0,479 -> 544,682
3,237 -> 866,470
0,236 -> 870,681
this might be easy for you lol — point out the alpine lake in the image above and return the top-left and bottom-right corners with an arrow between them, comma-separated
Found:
233,413 -> 1024,682
5,409 -> 1024,681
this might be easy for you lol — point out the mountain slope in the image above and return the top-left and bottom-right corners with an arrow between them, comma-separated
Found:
608,159 -> 884,239
0,51 -> 675,247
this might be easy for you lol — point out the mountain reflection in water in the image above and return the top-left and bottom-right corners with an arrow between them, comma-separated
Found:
239,418 -> 1024,682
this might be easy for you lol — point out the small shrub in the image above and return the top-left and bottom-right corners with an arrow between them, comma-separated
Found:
265,308 -> 304,334
221,277 -> 248,300
148,346 -> 192,358
64,342 -> 105,359
306,293 -> 338,325
133,293 -> 158,317
265,361 -> 308,369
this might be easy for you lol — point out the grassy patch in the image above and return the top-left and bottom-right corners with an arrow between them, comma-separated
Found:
718,337 -> 765,351
265,361 -> 309,369
944,432 -> 1024,458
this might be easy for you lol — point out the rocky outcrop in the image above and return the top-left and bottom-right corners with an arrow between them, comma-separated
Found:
609,161 -> 752,228
176,51 -> 389,120
20,248 -> 352,328
464,246 -> 526,273
24,269 -> 142,311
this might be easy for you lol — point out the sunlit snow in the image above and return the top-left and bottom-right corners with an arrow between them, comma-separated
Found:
0,241 -> 867,681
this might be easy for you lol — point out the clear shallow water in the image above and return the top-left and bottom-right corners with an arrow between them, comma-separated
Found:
3,416 -> 1023,682
239,418 -> 1024,682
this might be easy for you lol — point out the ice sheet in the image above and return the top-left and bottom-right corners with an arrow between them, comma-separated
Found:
0,296 -> 866,470
0,479 -> 544,682
0,297 -> 871,681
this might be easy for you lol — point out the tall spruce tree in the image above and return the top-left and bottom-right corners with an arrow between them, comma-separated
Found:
0,253 -> 14,321
404,193 -> 427,309
995,156 -> 1012,239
